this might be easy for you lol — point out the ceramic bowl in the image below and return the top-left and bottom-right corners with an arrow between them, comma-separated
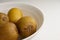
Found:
0,2 -> 44,40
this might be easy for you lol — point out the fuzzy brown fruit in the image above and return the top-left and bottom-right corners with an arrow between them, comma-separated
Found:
0,22 -> 19,40
16,16 -> 37,38
0,13 -> 9,26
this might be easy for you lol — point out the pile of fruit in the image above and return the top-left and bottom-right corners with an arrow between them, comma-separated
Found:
0,8 -> 37,40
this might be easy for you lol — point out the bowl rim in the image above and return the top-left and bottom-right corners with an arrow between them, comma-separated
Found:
0,1 -> 44,40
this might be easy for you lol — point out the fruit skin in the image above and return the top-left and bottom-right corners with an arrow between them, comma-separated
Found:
16,16 -> 37,38
0,13 -> 9,26
0,22 -> 19,40
8,8 -> 23,23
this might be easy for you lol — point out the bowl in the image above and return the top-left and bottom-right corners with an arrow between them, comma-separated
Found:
0,2 -> 44,40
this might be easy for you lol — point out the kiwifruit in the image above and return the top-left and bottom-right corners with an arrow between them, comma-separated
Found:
8,8 -> 23,23
0,22 -> 19,40
0,13 -> 9,26
16,16 -> 37,38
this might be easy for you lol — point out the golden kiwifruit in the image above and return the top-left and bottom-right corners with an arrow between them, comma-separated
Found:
0,13 -> 9,26
16,16 -> 37,38
0,22 -> 19,40
8,8 -> 23,23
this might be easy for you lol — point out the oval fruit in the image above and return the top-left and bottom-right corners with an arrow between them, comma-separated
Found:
0,13 -> 9,26
0,22 -> 19,40
8,8 -> 23,23
16,16 -> 37,38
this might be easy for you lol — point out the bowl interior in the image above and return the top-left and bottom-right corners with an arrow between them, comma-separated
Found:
0,2 -> 44,39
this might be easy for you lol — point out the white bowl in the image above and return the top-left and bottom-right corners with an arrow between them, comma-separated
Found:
0,2 -> 44,40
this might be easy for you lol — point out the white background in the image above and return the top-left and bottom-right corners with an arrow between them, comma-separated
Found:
0,0 -> 60,40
